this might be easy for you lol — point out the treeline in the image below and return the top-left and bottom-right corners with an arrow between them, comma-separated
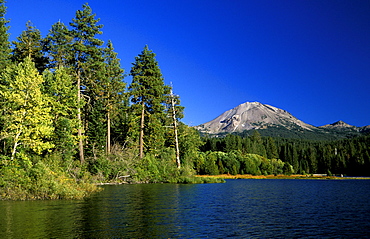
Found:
200,131 -> 370,176
194,151 -> 287,176
0,2 -> 212,200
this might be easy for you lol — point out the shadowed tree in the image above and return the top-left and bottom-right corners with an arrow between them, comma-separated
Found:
128,45 -> 170,158
45,21 -> 73,69
12,21 -> 48,73
68,3 -> 104,163
95,40 -> 125,155
0,0 -> 11,72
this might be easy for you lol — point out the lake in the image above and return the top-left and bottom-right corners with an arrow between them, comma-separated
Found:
1,179 -> 370,238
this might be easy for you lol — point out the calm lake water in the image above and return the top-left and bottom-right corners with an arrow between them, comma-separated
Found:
1,179 -> 370,238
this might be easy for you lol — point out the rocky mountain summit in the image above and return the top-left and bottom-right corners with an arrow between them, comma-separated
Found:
196,102 -> 369,138
320,120 -> 357,129
196,102 -> 315,134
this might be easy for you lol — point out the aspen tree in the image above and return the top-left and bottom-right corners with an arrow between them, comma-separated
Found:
0,58 -> 54,160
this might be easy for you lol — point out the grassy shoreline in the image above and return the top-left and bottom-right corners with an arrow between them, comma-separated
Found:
196,174 -> 370,180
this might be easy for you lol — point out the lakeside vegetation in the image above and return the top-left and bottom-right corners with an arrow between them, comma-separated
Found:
0,2 -> 369,200
200,132 -> 370,176
196,174 -> 370,180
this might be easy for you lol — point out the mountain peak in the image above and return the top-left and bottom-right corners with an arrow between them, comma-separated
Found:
196,101 -> 314,134
320,120 -> 355,129
333,120 -> 351,127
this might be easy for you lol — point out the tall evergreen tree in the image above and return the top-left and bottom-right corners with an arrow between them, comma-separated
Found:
0,0 -> 11,72
86,98 -> 106,157
266,137 -> 278,159
12,21 -> 48,73
96,40 -> 125,154
45,21 -> 72,69
128,45 -> 170,158
69,3 -> 104,163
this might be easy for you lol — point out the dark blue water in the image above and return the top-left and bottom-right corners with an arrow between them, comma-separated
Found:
1,179 -> 370,238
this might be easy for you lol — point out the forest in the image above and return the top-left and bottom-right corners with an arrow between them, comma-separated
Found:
200,132 -> 370,176
0,2 -> 369,200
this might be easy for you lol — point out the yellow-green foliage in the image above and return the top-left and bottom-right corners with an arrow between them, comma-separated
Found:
0,58 -> 54,158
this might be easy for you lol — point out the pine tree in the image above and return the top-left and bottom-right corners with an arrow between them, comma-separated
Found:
266,137 -> 278,159
86,98 -> 106,157
12,21 -> 48,73
69,3 -> 104,163
250,130 -> 266,157
0,0 -> 11,72
96,40 -> 125,154
45,21 -> 72,69
128,45 -> 170,158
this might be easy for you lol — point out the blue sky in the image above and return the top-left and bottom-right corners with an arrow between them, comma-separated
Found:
6,0 -> 370,127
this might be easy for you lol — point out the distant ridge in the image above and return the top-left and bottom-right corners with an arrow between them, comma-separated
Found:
320,120 -> 356,129
319,120 -> 370,134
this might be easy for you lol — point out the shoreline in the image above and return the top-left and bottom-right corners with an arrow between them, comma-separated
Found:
196,174 -> 370,180
94,174 -> 370,185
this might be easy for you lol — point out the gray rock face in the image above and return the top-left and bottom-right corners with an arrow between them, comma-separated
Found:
196,102 -> 315,134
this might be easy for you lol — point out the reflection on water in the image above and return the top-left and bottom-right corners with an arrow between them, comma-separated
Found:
1,179 -> 370,238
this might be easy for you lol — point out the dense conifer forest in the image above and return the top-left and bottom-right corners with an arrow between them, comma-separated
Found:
0,2 -> 369,200
200,132 -> 370,176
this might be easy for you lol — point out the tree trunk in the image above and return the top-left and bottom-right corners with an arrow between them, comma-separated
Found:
171,94 -> 180,168
77,70 -> 84,163
139,101 -> 145,159
107,109 -> 111,155
11,131 -> 21,160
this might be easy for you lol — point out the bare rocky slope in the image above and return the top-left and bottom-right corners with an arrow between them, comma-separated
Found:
196,101 -> 369,137
196,102 -> 315,134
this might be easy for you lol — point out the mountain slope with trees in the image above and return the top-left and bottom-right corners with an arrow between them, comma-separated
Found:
196,102 -> 370,176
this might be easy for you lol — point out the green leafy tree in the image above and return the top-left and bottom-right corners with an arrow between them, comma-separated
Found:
43,67 -> 79,159
0,57 -> 54,160
178,123 -> 203,170
128,45 -> 170,158
12,21 -> 48,73
0,0 -> 11,72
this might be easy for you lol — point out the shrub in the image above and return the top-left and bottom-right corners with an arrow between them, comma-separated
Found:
0,157 -> 101,200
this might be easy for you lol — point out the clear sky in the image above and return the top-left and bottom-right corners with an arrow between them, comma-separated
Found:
5,0 -> 370,127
